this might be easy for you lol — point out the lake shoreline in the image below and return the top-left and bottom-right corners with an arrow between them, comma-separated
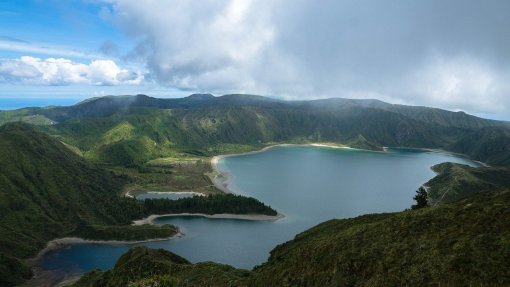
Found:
28,232 -> 182,263
29,143 -> 483,286
26,231 -> 183,287
126,190 -> 206,198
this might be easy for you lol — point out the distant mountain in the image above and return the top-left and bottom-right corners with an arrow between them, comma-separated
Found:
29,94 -> 504,128
0,94 -> 508,167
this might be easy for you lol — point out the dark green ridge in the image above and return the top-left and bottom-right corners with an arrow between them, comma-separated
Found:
251,189 -> 510,286
426,162 -> 510,205
1,94 -> 509,166
75,188 -> 510,287
0,122 -> 140,258
446,126 -> 510,166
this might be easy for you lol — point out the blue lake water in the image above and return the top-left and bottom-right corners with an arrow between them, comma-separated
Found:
41,146 -> 479,274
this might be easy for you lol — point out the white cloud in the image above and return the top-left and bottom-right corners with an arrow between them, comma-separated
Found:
101,0 -> 510,116
104,0 -> 276,91
0,56 -> 144,86
0,40 -> 99,59
407,55 -> 508,114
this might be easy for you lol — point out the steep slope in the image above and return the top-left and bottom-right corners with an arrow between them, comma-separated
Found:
425,162 -> 510,205
75,189 -> 510,287
40,101 -> 486,166
446,126 -> 510,166
0,123 -> 139,259
252,189 -> 510,286
2,94 -> 507,167
0,124 -> 119,285
387,105 -> 502,130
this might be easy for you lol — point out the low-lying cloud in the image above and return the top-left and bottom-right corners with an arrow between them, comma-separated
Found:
0,56 -> 143,86
102,0 -> 510,116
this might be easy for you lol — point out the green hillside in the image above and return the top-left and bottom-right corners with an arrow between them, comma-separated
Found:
2,94 -> 508,167
0,123 -> 143,259
252,189 -> 510,286
0,123 -> 275,286
446,126 -> 510,166
1,95 -> 510,286
0,123 -> 171,286
75,188 -> 510,286
74,247 -> 250,287
425,162 -> 510,205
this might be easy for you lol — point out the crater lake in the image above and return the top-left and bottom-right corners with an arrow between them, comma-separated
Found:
41,146 -> 479,275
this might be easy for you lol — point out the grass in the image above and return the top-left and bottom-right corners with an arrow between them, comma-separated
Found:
111,156 -> 222,195
426,162 -> 510,205
252,189 -> 510,286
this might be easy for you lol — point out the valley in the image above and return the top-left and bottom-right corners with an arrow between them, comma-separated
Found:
0,94 -> 509,286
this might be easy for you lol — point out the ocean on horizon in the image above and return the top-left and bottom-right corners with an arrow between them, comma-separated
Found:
0,98 -> 83,110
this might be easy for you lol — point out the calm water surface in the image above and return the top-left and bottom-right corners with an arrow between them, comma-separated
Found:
41,146 -> 478,273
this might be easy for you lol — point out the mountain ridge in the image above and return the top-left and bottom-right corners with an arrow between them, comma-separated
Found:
2,93 -> 508,166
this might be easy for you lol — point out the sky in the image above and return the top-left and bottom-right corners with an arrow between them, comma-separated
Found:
0,0 -> 509,119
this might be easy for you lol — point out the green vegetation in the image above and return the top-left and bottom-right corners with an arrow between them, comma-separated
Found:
252,189 -> 510,286
0,122 -> 167,286
2,94 -> 508,167
75,189 -> 510,286
446,126 -> 510,166
1,94 -> 509,286
123,156 -> 220,195
0,123 -> 276,286
74,247 -> 251,287
0,122 -> 143,259
411,187 -> 428,209
143,194 -> 277,216
425,162 -> 510,205
0,254 -> 32,286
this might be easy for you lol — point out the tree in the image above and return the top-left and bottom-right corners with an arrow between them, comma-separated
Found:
411,187 -> 428,209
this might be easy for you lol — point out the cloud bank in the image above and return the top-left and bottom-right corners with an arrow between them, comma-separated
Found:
0,56 -> 143,85
101,0 -> 510,116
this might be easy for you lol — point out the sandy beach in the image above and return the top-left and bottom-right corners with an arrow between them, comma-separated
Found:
126,190 -> 206,198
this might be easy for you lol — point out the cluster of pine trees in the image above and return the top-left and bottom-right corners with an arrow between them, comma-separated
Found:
142,194 -> 277,216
